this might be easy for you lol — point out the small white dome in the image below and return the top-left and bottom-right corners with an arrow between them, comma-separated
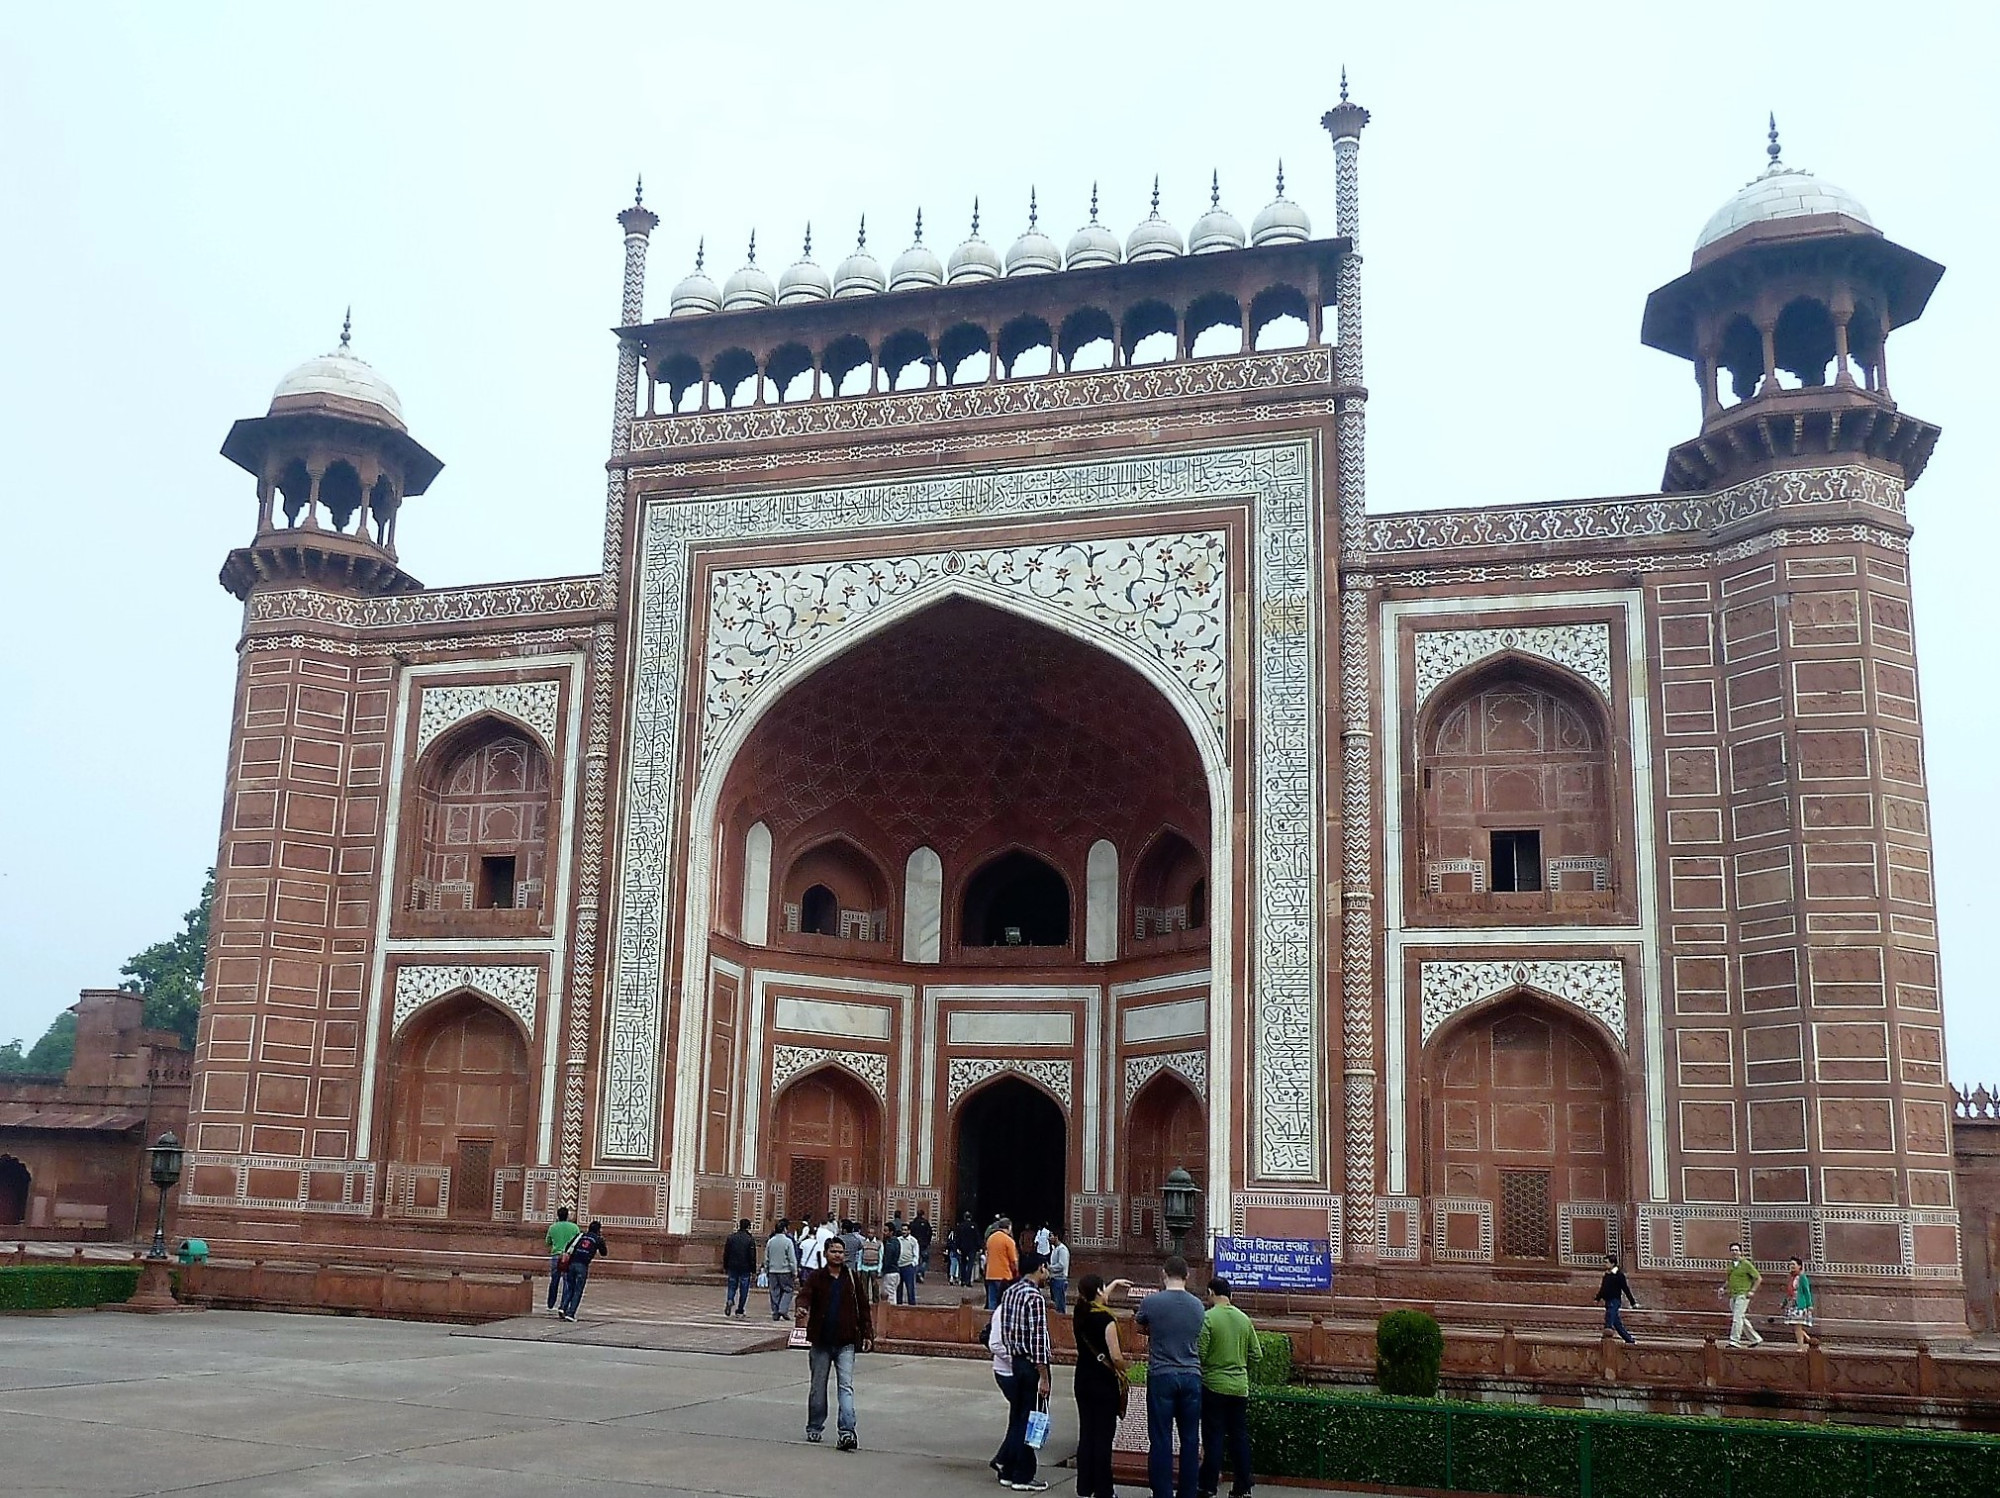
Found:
1125,178 -> 1184,263
947,202 -> 1003,284
1005,191 -> 1061,276
1065,186 -> 1122,270
889,212 -> 945,291
269,315 -> 405,429
833,218 -> 887,298
1249,165 -> 1311,246
777,229 -> 832,305
1189,173 -> 1246,255
1695,165 -> 1874,253
668,240 -> 722,316
721,235 -> 776,310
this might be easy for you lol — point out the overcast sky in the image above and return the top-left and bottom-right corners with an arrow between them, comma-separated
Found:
2,3 -> 1994,1082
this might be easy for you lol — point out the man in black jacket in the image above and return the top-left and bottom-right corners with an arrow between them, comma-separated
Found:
797,1236 -> 874,1450
722,1218 -> 758,1319
1593,1254 -> 1638,1345
951,1212 -> 982,1286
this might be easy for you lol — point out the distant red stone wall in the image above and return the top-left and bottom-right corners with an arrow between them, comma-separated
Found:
1955,1107 -> 2000,1332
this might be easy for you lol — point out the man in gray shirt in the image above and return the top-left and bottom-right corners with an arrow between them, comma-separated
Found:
764,1217 -> 799,1321
1135,1254 -> 1205,1498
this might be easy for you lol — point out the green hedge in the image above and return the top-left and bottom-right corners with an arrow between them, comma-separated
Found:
0,1264 -> 143,1311
1248,1330 -> 1293,1387
1245,1386 -> 2000,1498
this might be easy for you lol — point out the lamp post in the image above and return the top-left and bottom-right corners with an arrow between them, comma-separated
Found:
1161,1165 -> 1200,1260
122,1132 -> 187,1312
146,1131 -> 184,1260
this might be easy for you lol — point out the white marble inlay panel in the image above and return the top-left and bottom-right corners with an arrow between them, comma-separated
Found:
1123,1049 -> 1209,1105
1418,959 -> 1628,1047
1412,624 -> 1612,709
770,1044 -> 889,1102
391,964 -> 539,1037
416,681 -> 561,756
946,1011 -> 1074,1048
1122,996 -> 1209,1044
773,997 -> 893,1042
704,532 -> 1228,758
902,847 -> 943,965
947,1056 -> 1074,1110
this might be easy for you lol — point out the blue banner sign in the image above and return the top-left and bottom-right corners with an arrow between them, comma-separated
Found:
1211,1236 -> 1333,1291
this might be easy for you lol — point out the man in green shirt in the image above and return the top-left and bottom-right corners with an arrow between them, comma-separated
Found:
1196,1276 -> 1257,1498
545,1207 -> 582,1313
1723,1242 -> 1763,1348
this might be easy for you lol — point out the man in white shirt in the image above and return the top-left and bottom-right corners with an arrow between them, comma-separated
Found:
1033,1223 -> 1053,1259
800,1215 -> 830,1271
1046,1230 -> 1072,1313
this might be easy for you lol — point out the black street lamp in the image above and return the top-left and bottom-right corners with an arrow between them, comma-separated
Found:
1161,1165 -> 1200,1260
146,1131 -> 184,1261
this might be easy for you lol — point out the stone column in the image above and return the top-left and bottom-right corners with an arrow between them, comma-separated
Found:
1323,76 -> 1377,1257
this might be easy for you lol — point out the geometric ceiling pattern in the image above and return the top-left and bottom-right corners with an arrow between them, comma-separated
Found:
721,597 -> 1209,857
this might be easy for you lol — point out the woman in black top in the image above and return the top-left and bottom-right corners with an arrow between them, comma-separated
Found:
1072,1273 -> 1133,1498
1593,1254 -> 1637,1345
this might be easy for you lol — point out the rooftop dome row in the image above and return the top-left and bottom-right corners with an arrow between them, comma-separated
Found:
668,171 -> 1315,316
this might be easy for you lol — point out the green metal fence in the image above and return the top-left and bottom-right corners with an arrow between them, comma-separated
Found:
1244,1386 -> 2000,1498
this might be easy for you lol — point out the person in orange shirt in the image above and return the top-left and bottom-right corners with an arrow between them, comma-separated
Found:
984,1215 -> 1020,1310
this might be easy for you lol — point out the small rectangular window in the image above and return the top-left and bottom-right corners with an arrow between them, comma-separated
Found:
477,855 -> 518,909
1489,830 -> 1542,893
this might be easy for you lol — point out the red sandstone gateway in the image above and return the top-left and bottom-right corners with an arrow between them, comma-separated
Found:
174,99 -> 1976,1337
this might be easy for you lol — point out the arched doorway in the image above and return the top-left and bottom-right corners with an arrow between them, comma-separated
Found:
1128,1074 -> 1206,1247
0,1156 -> 29,1227
772,1068 -> 883,1225
955,1077 -> 1066,1233
1427,999 -> 1625,1263
961,849 -> 1071,948
388,994 -> 533,1219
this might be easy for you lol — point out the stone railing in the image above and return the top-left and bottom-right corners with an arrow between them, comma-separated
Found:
1955,1083 -> 2000,1121
179,1258 -> 532,1322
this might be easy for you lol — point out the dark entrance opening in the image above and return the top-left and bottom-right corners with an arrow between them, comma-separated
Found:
954,1077 -> 1066,1234
962,850 -> 1070,947
0,1156 -> 28,1226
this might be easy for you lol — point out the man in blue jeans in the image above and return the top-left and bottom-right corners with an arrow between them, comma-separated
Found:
796,1235 -> 874,1450
1136,1254 -> 1205,1498
721,1217 -> 757,1318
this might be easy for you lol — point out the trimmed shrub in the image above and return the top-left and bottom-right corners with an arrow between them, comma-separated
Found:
1375,1308 -> 1443,1396
0,1265 -> 143,1311
1248,1329 -> 1293,1387
1243,1386 -> 2000,1498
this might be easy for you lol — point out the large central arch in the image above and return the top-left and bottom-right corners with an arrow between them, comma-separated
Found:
667,580 -> 1234,1233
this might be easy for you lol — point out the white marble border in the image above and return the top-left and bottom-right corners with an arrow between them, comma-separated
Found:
608,442 -> 1325,1233
1378,590 -> 1665,1200
356,655 -> 585,1167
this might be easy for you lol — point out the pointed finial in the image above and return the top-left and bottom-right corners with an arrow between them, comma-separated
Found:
339,306 -> 352,350
1150,174 -> 1161,216
803,223 -> 813,259
914,208 -> 924,243
1340,66 -> 1349,104
746,229 -> 757,264
1275,160 -> 1287,197
1210,170 -> 1221,209
635,174 -> 644,207
695,237 -> 705,272
857,214 -> 868,251
1029,187 -> 1039,230
971,197 -> 981,236
1086,182 -> 1099,223
1767,111 -> 1782,167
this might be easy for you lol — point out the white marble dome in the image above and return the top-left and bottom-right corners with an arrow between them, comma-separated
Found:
1695,165 -> 1874,253
1249,166 -> 1311,246
834,220 -> 888,298
1065,187 -> 1122,271
669,242 -> 723,315
721,236 -> 776,310
1189,174 -> 1246,255
269,320 -> 405,429
889,213 -> 945,291
1005,191 -> 1061,276
947,203 -> 1003,284
777,230 -> 832,305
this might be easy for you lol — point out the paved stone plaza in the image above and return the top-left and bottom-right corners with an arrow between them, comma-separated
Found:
0,1309 -> 1096,1497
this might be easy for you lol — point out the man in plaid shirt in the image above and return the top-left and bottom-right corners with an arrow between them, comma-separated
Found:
993,1255 -> 1055,1491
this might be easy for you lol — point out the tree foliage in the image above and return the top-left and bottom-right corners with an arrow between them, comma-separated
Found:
119,871 -> 214,1048
0,1010 -> 77,1076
